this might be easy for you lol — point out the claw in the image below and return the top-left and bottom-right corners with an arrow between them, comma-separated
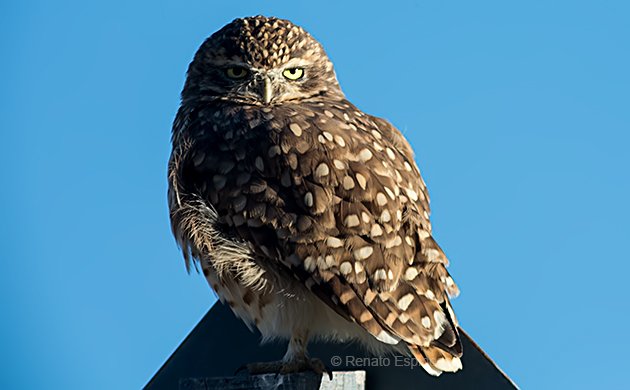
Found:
324,365 -> 333,381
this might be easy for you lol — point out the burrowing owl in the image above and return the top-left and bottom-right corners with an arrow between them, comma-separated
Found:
169,15 -> 462,376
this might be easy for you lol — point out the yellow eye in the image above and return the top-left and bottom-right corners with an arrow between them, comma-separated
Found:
225,67 -> 248,79
282,67 -> 304,80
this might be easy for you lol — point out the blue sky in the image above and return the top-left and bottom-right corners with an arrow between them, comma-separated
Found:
1,1 -> 628,389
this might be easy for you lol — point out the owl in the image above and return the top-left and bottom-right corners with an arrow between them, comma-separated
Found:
168,16 -> 462,377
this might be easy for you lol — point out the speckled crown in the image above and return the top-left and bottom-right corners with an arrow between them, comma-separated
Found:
203,16 -> 327,68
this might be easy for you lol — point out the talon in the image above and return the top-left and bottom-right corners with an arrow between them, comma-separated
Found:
306,357 -> 330,379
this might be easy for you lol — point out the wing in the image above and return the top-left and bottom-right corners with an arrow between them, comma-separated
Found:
264,102 -> 463,374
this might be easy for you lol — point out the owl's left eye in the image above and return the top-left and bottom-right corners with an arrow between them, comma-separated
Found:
282,67 -> 304,80
225,66 -> 249,79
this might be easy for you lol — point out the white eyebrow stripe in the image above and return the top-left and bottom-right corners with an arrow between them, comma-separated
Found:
281,58 -> 310,68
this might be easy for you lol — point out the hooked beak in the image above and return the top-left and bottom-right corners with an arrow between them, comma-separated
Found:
261,75 -> 273,104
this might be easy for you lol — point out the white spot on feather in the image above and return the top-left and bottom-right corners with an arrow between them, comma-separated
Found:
339,261 -> 352,275
315,163 -> 330,177
376,192 -> 387,206
344,214 -> 360,227
356,173 -> 367,189
326,237 -> 343,248
304,192 -> 313,207
397,294 -> 414,310
421,316 -> 431,328
374,268 -> 386,281
353,246 -> 373,260
370,224 -> 383,237
358,148 -> 373,162
289,123 -> 302,136
343,176 -> 355,190
376,330 -> 399,345
404,267 -> 418,280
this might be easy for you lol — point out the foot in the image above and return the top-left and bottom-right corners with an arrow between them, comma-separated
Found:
238,357 -> 332,380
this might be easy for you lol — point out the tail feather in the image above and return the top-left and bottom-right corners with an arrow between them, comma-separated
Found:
408,298 -> 463,376
430,300 -> 463,356
409,344 -> 462,376
423,345 -> 463,372
408,345 -> 443,376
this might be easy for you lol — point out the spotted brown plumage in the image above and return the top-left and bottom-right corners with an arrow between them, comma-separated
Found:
169,15 -> 463,376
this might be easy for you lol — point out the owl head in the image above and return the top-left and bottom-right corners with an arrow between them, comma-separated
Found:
181,16 -> 343,105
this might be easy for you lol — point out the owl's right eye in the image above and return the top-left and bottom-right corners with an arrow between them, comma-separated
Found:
225,67 -> 249,79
